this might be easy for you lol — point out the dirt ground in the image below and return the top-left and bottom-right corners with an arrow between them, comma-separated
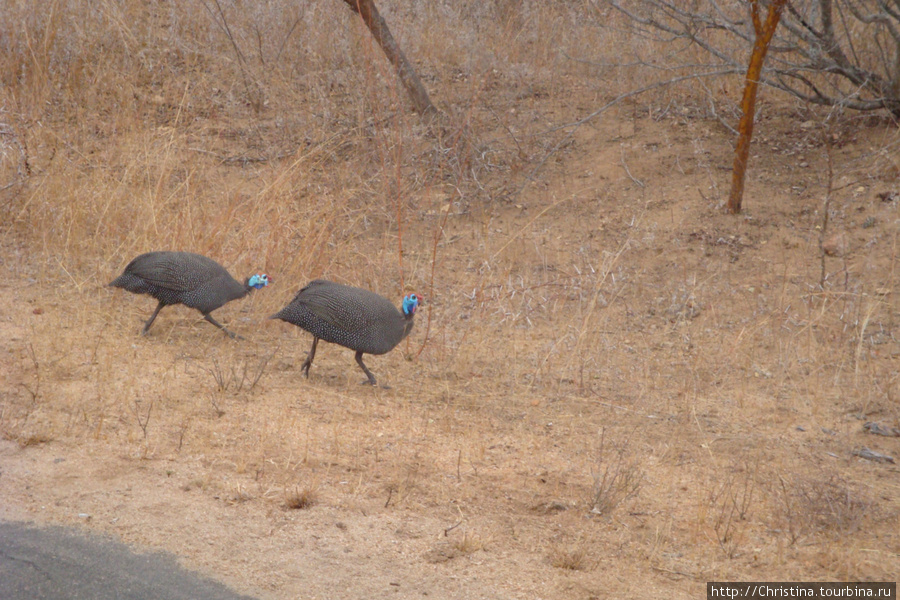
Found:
3,103 -> 899,597
1,3 -> 899,598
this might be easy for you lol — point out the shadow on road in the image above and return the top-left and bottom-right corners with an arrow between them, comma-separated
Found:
0,521 -> 258,600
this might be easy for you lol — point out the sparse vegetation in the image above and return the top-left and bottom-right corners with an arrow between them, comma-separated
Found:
610,0 -> 900,115
284,485 -> 318,510
774,473 -> 872,546
206,351 -> 275,393
14,431 -> 54,448
183,478 -> 208,492
0,1 -> 898,598
450,530 -> 487,555
549,543 -> 591,571
588,429 -> 643,516
708,463 -> 758,559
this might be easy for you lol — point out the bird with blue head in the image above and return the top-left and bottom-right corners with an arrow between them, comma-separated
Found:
109,251 -> 270,339
271,279 -> 422,386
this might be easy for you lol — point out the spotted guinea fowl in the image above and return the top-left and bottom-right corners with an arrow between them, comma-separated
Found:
270,279 -> 421,386
109,251 -> 270,338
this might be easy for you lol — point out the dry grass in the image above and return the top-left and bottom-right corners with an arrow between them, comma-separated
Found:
284,485 -> 318,510
588,429 -> 643,516
773,473 -> 873,546
1,1 -> 899,598
549,544 -> 591,571
450,529 -> 488,555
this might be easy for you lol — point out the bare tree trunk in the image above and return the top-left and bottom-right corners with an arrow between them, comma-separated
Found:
340,0 -> 438,118
727,0 -> 787,214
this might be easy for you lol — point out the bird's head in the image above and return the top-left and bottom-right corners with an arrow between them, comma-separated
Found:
402,293 -> 421,316
248,273 -> 271,289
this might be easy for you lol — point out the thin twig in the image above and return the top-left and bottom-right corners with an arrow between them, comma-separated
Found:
819,131 -> 834,289
611,0 -> 900,114
444,519 -> 463,536
620,145 -> 645,187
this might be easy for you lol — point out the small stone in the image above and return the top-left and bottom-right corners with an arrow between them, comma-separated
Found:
822,233 -> 847,257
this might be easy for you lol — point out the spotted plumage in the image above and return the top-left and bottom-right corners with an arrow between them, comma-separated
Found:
270,279 -> 421,386
109,251 -> 270,338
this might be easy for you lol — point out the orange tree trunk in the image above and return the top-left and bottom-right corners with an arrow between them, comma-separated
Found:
728,0 -> 787,214
340,0 -> 438,118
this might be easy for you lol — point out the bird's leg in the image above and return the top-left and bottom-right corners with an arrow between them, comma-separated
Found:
142,301 -> 165,335
301,337 -> 318,378
203,313 -> 243,340
355,351 -> 378,386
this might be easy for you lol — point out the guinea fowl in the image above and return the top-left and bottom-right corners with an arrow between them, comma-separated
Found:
109,251 -> 270,338
270,279 -> 421,386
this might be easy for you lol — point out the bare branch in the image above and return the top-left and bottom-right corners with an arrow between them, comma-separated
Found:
609,0 -> 900,116
340,0 -> 439,118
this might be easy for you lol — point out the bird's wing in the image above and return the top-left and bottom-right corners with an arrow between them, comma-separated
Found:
301,296 -> 361,333
130,253 -> 224,292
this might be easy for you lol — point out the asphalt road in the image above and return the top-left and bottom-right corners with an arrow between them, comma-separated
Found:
0,521 -> 258,600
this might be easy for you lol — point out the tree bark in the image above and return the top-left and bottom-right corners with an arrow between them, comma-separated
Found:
727,0 -> 788,214
340,0 -> 438,118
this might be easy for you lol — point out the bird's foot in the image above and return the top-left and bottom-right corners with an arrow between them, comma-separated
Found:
223,329 -> 244,341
